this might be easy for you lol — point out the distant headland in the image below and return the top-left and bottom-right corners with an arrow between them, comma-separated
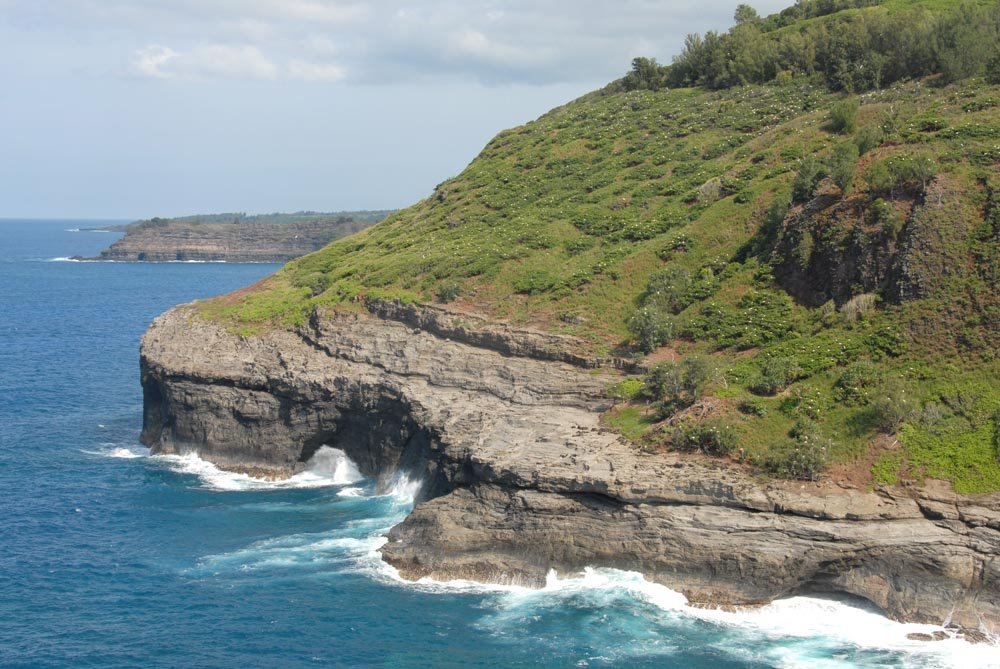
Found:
73,211 -> 391,263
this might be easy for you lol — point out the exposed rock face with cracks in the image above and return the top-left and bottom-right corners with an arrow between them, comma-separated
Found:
140,302 -> 1000,638
88,220 -> 368,263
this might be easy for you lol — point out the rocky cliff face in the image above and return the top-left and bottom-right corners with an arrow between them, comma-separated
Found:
92,220 -> 367,263
140,303 -> 1000,638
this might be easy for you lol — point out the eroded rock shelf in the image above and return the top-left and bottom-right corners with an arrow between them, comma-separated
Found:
139,303 -> 1000,637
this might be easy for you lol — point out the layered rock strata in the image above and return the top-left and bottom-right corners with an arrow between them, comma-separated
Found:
89,220 -> 365,263
140,303 -> 1000,637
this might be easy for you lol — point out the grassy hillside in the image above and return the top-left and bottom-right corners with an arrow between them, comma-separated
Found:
199,1 -> 1000,492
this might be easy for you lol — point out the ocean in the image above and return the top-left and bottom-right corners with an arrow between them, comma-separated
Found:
0,219 -> 996,669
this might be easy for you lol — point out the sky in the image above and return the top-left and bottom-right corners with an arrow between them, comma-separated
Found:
0,0 -> 788,219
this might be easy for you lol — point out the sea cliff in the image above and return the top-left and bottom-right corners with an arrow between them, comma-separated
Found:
84,212 -> 388,263
140,302 -> 1000,639
138,1 -> 1000,640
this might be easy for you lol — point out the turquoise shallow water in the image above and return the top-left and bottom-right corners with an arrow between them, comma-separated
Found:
0,219 -> 996,669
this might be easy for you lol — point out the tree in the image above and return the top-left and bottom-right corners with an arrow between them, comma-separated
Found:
854,124 -> 883,155
987,51 -> 1000,85
830,141 -> 860,192
644,266 -> 692,314
727,23 -> 776,85
936,2 -> 999,82
623,57 -> 668,91
627,306 -> 674,353
867,154 -> 937,198
734,4 -> 761,25
793,156 -> 827,202
643,356 -> 716,407
751,357 -> 801,395
828,97 -> 860,134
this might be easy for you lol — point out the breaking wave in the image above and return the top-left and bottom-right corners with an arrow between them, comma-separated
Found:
94,444 -> 996,667
464,568 -> 998,669
152,446 -> 364,491
85,444 -> 367,491
82,443 -> 149,459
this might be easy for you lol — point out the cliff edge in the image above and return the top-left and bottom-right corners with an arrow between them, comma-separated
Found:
140,303 -> 1000,638
138,1 -> 1000,640
82,212 -> 388,263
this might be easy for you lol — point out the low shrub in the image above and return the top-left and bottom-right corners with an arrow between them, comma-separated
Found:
830,141 -> 859,192
643,355 -> 716,407
435,283 -> 461,303
792,156 -> 827,202
871,198 -> 901,236
762,419 -> 830,480
513,270 -> 559,295
670,421 -> 738,456
607,378 -> 645,401
627,306 -> 674,353
750,356 -> 801,396
865,153 -> 938,198
779,383 -> 831,421
869,387 -> 915,434
739,399 -> 768,417
657,234 -> 694,260
835,360 -> 882,405
993,411 -> 1000,462
644,266 -> 692,314
855,124 -> 884,155
840,293 -> 877,324
828,97 -> 860,135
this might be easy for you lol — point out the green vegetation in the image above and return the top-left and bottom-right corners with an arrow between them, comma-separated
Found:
200,1 -> 1000,491
643,356 -> 717,412
130,210 -> 392,231
603,405 -> 656,441
829,99 -> 860,135
623,0 -> 1000,93
668,420 -> 739,456
607,377 -> 646,401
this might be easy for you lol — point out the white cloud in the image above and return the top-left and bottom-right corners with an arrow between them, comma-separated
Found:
253,0 -> 367,24
302,34 -> 338,56
12,0 -> 795,85
287,58 -> 346,82
133,44 -> 178,79
132,44 -> 278,80
132,44 -> 177,79
448,29 -> 549,69
225,18 -> 278,42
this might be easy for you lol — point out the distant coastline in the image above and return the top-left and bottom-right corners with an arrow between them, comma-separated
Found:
72,210 -> 391,263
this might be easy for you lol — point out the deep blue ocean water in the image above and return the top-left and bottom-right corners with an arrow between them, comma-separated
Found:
1,219 -> 996,669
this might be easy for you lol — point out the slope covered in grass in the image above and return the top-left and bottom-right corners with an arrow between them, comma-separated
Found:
199,1 -> 1000,492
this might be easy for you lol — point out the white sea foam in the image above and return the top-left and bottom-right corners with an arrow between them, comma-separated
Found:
91,440 -> 997,668
155,446 -> 364,491
195,522 -> 393,575
374,563 -> 537,595
380,473 -> 422,505
461,567 -> 998,669
303,446 -> 364,485
82,443 -> 150,459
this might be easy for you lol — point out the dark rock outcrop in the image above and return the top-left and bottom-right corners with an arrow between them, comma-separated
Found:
770,177 -> 968,307
140,302 -> 1000,638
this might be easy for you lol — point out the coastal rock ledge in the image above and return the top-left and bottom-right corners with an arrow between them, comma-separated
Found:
140,303 -> 1000,638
